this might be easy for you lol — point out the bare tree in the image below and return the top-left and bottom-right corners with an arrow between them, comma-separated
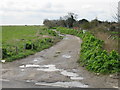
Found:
113,1 -> 120,23
118,1 -> 120,23
43,12 -> 78,28
64,12 -> 78,28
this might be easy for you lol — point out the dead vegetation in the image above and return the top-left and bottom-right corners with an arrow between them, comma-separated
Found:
94,31 -> 118,53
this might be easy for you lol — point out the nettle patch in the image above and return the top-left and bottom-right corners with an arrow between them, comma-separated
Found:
57,27 -> 120,74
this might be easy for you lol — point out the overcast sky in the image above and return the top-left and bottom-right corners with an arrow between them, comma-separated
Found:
0,0 -> 119,25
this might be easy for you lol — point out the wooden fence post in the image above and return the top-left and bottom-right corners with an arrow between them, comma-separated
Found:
15,46 -> 18,54
31,43 -> 34,50
24,44 -> 26,50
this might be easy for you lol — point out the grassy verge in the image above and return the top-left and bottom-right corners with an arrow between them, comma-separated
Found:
57,27 -> 120,74
2,26 -> 62,62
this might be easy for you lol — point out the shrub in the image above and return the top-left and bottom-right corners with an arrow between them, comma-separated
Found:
2,38 -> 55,61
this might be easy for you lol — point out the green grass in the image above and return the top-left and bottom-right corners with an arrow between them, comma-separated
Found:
2,26 -> 61,61
3,26 -> 44,44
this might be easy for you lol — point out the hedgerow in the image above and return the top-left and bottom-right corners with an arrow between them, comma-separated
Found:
57,27 -> 120,74
2,38 -> 55,62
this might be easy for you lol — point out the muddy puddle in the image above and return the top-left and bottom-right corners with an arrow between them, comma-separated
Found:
26,80 -> 36,83
19,65 -> 40,68
61,70 -> 78,77
37,65 -> 60,72
70,77 -> 84,80
19,64 -> 84,81
33,59 -> 38,62
33,57 -> 44,62
60,70 -> 84,80
62,55 -> 71,59
20,64 -> 61,72
19,62 -> 87,88
35,81 -> 88,88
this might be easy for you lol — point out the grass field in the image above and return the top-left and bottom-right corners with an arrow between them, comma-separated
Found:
3,26 -> 38,44
2,26 -> 61,61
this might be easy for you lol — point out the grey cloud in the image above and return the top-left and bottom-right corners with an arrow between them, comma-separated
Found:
1,2 -> 65,14
44,2 -> 52,8
0,0 -> 118,25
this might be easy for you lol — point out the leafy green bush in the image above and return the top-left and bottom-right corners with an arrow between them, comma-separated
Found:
2,47 -> 8,58
48,30 -> 58,36
57,27 -> 120,74
50,27 -> 57,29
25,41 -> 33,49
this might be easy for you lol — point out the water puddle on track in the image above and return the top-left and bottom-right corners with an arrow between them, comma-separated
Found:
35,81 -> 88,88
33,59 -> 38,62
37,65 -> 60,72
60,70 -> 84,80
33,57 -> 44,62
19,64 -> 84,80
70,77 -> 84,80
62,55 -> 71,59
19,64 -> 87,87
60,70 -> 78,77
26,80 -> 36,83
19,64 -> 61,72
19,64 -> 40,68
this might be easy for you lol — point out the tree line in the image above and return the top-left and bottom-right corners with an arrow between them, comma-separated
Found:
43,12 -> 119,31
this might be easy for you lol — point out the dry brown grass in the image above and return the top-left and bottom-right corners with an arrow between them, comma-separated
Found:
93,31 -> 118,53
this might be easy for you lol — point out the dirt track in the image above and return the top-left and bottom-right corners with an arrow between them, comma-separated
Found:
1,35 -> 118,88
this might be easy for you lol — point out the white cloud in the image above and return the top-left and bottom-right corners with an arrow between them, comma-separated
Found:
0,0 -> 119,25
81,5 -> 93,9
